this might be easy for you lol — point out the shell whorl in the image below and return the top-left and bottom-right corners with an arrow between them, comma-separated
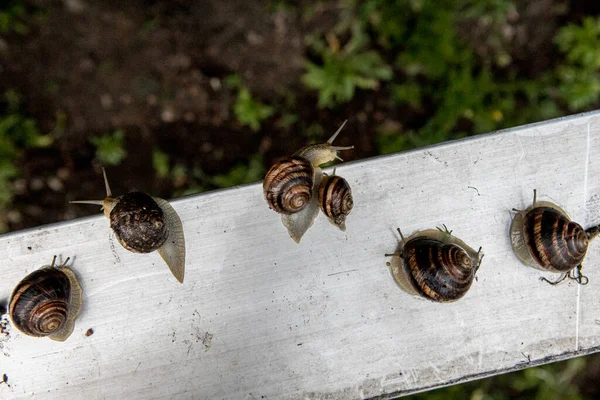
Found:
110,192 -> 169,253
401,238 -> 476,302
9,268 -> 71,338
263,156 -> 314,215
522,207 -> 588,272
318,175 -> 353,228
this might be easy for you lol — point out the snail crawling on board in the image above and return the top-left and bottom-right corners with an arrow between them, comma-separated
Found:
71,168 -> 186,283
263,121 -> 354,242
510,189 -> 600,285
7,256 -> 82,341
385,226 -> 483,303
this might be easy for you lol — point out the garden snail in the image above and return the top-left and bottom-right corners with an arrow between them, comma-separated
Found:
318,170 -> 353,231
510,189 -> 599,285
71,168 -> 186,283
8,256 -> 82,341
385,226 -> 483,303
263,120 -> 353,242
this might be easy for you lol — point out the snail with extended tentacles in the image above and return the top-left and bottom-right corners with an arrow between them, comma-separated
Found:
386,226 -> 483,303
8,256 -> 82,341
510,189 -> 599,285
263,121 -> 354,242
71,168 -> 186,283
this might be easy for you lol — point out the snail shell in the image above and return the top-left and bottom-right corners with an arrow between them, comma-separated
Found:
387,228 -> 482,303
263,121 -> 353,243
318,174 -> 353,231
71,169 -> 186,283
8,257 -> 82,341
510,190 -> 597,281
263,156 -> 314,215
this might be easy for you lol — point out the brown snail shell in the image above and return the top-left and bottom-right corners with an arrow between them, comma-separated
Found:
71,168 -> 186,283
263,121 -> 353,243
386,227 -> 482,303
8,257 -> 82,341
510,190 -> 598,284
263,156 -> 314,215
318,173 -> 353,231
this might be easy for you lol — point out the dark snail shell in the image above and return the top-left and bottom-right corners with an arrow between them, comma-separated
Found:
318,175 -> 353,231
70,168 -> 186,283
110,192 -> 169,253
389,229 -> 482,303
510,201 -> 588,273
8,261 -> 82,341
263,156 -> 314,215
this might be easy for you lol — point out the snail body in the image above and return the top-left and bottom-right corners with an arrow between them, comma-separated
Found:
318,173 -> 353,232
8,257 -> 82,341
71,169 -> 186,283
386,227 -> 482,303
510,190 -> 598,284
263,121 -> 353,242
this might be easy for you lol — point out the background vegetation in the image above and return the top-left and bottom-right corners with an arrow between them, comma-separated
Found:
1,0 -> 600,398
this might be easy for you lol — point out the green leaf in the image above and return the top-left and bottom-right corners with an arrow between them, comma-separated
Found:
90,129 -> 127,166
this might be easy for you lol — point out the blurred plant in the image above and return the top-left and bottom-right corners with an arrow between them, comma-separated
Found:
152,147 -> 170,179
0,0 -> 29,35
554,16 -> 600,111
210,154 -> 265,188
90,129 -> 127,166
0,89 -> 51,230
406,357 -> 586,400
225,75 -> 275,132
302,23 -> 392,108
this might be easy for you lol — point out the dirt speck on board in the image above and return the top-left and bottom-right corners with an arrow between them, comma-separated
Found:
201,332 -> 214,352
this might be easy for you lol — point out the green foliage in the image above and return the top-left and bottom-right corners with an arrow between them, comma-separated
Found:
302,24 -> 392,108
226,75 -> 275,132
152,147 -> 170,179
0,90 -> 50,230
554,16 -> 600,110
90,129 -> 127,166
210,154 -> 265,188
407,358 -> 586,400
0,0 -> 29,35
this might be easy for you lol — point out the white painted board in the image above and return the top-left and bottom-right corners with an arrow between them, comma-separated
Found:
2,111 -> 600,399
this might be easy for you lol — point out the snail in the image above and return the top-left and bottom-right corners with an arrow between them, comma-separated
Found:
8,256 -> 82,341
510,189 -> 599,285
71,168 -> 186,283
263,120 -> 353,242
385,226 -> 483,303
318,170 -> 353,232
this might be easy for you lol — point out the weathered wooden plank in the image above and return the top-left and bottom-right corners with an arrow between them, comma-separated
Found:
1,111 -> 600,399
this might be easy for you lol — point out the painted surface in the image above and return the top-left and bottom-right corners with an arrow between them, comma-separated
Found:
1,112 -> 600,399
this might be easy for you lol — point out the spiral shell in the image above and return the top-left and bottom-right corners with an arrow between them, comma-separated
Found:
510,195 -> 590,273
70,168 -> 186,283
318,175 -> 353,231
110,192 -> 169,253
388,229 -> 482,303
8,258 -> 82,341
263,156 -> 314,215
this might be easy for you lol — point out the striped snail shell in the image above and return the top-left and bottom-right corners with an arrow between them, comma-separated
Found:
71,168 -> 186,283
386,227 -> 482,303
8,257 -> 82,341
318,173 -> 353,231
263,121 -> 353,243
510,190 -> 599,284
263,156 -> 314,215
